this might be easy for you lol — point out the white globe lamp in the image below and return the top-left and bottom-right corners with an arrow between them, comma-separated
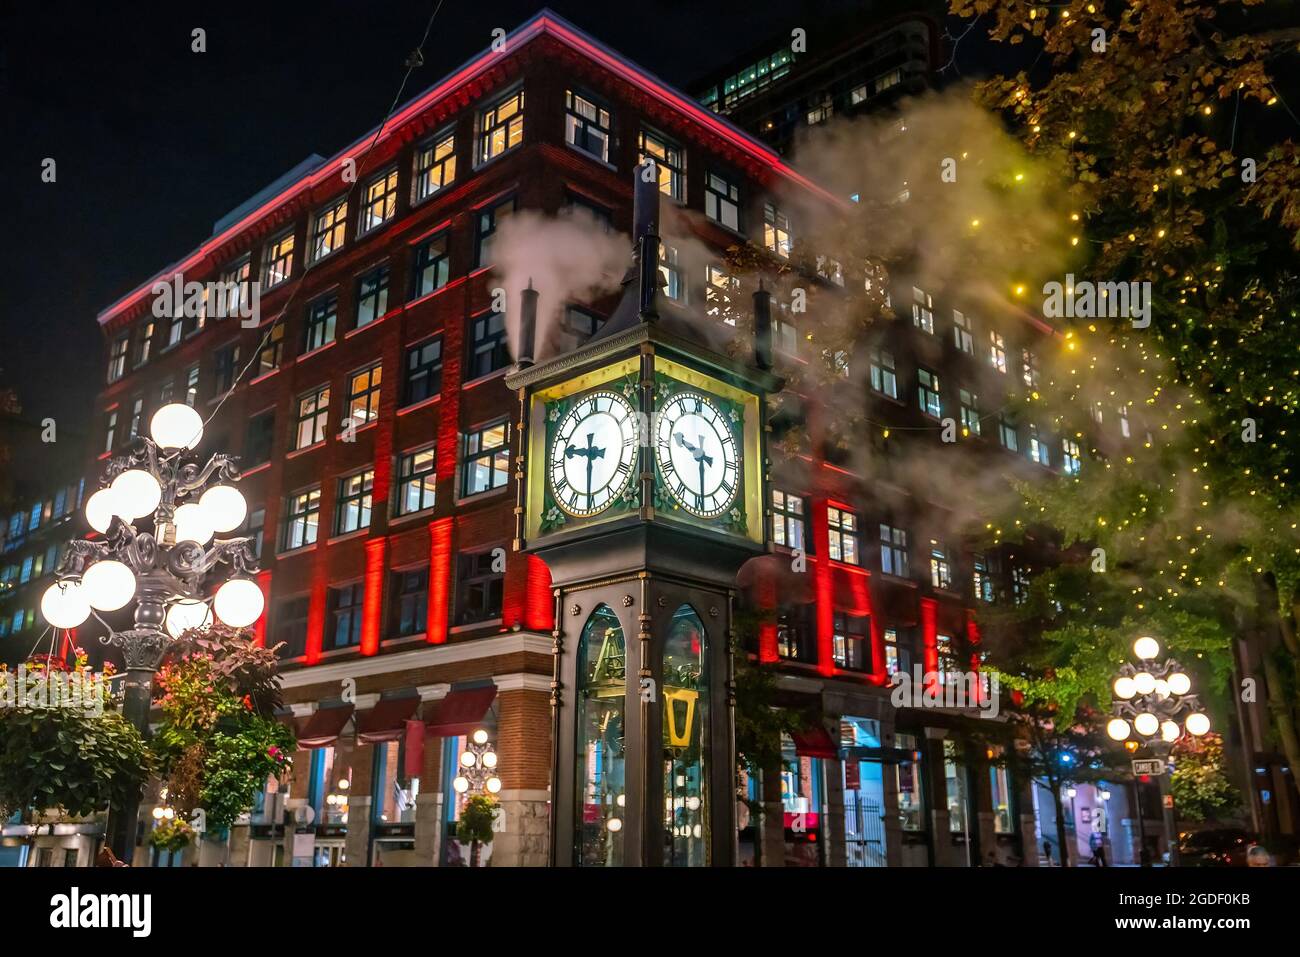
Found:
1133,712 -> 1160,737
110,469 -> 162,520
1133,636 -> 1160,660
164,599 -> 211,638
453,776 -> 469,794
213,578 -> 264,628
199,485 -> 247,533
40,581 -> 91,629
85,488 -> 122,534
173,502 -> 214,546
1167,672 -> 1191,695
1106,718 -> 1131,741
1112,676 -> 1136,700
1185,712 -> 1210,736
1133,671 -> 1157,695
80,560 -> 137,612
1160,720 -> 1181,743
150,403 -> 204,450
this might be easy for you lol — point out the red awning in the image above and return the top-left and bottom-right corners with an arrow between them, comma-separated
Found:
356,696 -> 422,744
295,704 -> 355,749
425,686 -> 497,737
792,726 -> 840,760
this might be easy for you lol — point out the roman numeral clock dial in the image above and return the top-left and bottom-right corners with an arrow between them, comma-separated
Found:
547,390 -> 639,517
655,390 -> 740,519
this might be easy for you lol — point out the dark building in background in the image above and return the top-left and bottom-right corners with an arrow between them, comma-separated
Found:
690,8 -> 942,155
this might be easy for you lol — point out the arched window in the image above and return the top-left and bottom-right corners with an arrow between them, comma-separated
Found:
663,604 -> 708,866
575,605 -> 626,865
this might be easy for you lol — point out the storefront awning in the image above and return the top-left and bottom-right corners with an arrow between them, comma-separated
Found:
792,726 -> 840,760
425,686 -> 497,737
356,696 -> 422,744
295,704 -> 355,749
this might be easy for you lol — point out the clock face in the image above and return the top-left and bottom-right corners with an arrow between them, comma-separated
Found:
655,390 -> 740,518
548,390 -> 639,517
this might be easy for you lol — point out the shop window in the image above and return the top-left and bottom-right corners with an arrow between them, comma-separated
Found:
575,605 -> 626,866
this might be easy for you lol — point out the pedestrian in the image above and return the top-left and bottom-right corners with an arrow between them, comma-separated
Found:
1088,830 -> 1107,867
1042,839 -> 1053,866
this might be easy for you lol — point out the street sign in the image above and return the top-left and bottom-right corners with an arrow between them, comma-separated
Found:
1132,758 -> 1166,775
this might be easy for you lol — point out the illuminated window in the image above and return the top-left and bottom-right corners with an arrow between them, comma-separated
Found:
1012,566 -> 1031,605
806,94 -> 834,125
475,196 -> 516,267
413,131 -> 456,202
1027,424 -> 1050,466
960,388 -> 981,436
220,258 -> 251,318
311,196 -> 348,261
816,255 -> 844,286
460,421 -> 510,497
135,320 -> 156,367
1062,437 -> 1082,475
294,385 -> 330,450
911,287 -> 934,334
355,265 -> 390,327
359,169 -> 398,235
771,489 -> 805,549
477,88 -> 525,164
263,230 -> 295,288
184,366 -> 199,406
346,364 -> 382,428
107,335 -> 128,383
943,739 -> 967,832
828,506 -> 860,565
1118,405 -> 1131,438
303,295 -> 337,352
763,203 -> 791,258
850,84 -> 869,105
395,447 -> 436,516
335,469 -> 374,535
874,69 -> 902,94
1022,349 -> 1040,388
832,612 -> 869,670
565,90 -> 611,162
998,415 -> 1018,451
165,312 -> 184,349
988,330 -> 1007,373
953,310 -> 974,354
705,172 -> 740,230
403,337 -> 442,406
705,265 -> 737,324
659,244 -> 685,302
929,541 -> 952,590
412,233 -> 449,298
917,367 -> 942,418
638,129 -> 685,201
880,523 -> 908,577
283,487 -> 321,550
973,554 -> 995,603
127,396 -> 144,438
870,349 -> 898,399
883,627 -> 904,680
990,758 -> 1013,833
256,323 -> 285,376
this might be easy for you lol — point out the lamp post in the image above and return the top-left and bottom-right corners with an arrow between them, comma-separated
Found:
452,729 -> 502,796
41,403 -> 264,864
1105,636 -> 1211,867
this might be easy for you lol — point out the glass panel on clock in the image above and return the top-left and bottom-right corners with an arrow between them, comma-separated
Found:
664,604 -> 708,866
576,605 -> 626,866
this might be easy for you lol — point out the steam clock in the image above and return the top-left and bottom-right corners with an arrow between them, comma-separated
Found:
505,169 -> 780,866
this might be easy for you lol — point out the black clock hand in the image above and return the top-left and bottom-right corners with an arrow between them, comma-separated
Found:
697,456 -> 706,510
585,432 -> 595,510
695,433 -> 713,468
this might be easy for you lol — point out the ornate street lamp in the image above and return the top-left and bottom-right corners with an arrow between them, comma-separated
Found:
41,403 -> 263,863
1105,635 -> 1209,866
452,728 -> 502,796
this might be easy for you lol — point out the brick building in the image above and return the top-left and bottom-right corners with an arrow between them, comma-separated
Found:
83,10 -> 1074,867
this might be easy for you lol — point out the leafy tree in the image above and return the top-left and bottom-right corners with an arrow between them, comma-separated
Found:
1170,731 -> 1241,823
456,794 -> 497,868
949,0 -> 1300,789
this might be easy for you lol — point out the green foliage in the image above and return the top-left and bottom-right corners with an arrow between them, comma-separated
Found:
1170,733 -> 1241,823
456,795 -> 498,847
199,718 -> 295,831
0,704 -> 151,821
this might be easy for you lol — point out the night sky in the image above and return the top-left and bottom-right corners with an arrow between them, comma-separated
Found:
1,0 -> 962,484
